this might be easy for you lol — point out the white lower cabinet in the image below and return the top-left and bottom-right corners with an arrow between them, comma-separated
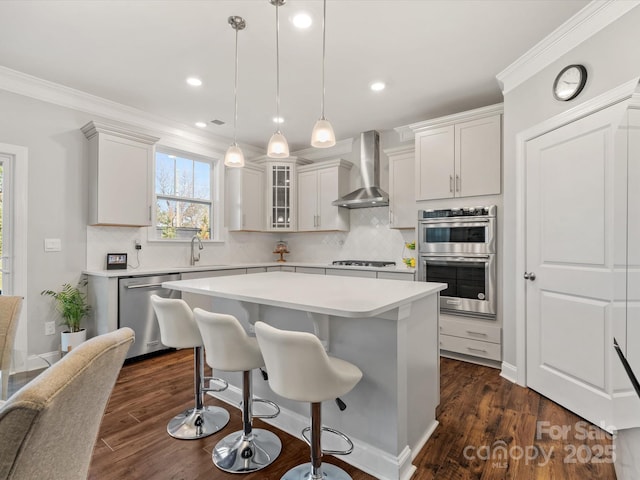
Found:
295,267 -> 326,275
325,268 -> 377,278
377,271 -> 415,281
439,315 -> 501,364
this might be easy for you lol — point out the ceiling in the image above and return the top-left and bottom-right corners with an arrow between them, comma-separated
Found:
0,0 -> 590,153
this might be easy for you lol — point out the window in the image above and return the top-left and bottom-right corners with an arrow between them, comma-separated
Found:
154,150 -> 216,240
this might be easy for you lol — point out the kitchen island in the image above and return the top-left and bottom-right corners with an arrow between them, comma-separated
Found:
163,272 -> 445,480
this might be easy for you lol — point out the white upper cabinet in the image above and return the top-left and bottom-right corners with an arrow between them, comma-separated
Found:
297,159 -> 352,232
385,145 -> 415,229
82,121 -> 159,227
226,163 -> 264,231
258,156 -> 309,232
413,105 -> 502,201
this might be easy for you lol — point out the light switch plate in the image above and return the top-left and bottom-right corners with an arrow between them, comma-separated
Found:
44,238 -> 62,252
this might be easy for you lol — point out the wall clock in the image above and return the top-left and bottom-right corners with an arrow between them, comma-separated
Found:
553,64 -> 587,101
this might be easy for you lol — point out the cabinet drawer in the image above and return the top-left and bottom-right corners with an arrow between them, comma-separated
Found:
295,267 -> 326,275
439,334 -> 501,361
377,271 -> 415,281
439,317 -> 501,343
325,268 -> 377,278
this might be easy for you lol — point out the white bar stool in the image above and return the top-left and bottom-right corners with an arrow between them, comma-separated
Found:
194,308 -> 282,473
150,295 -> 230,440
254,321 -> 363,480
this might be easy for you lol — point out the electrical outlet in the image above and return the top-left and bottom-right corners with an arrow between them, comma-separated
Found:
134,239 -> 142,250
44,321 -> 56,336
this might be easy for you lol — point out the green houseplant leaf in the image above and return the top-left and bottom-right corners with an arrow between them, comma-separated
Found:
41,281 -> 91,333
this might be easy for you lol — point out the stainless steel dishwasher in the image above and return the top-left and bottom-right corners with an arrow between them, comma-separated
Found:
119,273 -> 181,359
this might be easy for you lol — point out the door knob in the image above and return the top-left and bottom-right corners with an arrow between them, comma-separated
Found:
523,272 -> 536,281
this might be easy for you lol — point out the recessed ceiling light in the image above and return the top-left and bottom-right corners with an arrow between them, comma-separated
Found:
195,122 -> 207,128
292,13 -> 312,29
370,81 -> 386,92
273,116 -> 284,124
186,77 -> 203,87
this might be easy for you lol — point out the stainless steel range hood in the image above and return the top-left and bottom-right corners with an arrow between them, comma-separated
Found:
332,130 -> 389,209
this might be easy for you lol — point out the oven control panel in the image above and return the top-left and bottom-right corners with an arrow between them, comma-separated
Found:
419,205 -> 496,219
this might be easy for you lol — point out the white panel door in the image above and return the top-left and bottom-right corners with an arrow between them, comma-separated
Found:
525,103 -> 628,428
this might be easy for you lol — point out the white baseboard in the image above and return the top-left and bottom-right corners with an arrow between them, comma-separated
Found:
500,361 -> 518,383
209,386 -> 418,480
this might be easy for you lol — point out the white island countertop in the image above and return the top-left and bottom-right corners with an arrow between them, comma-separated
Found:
163,271 -> 445,318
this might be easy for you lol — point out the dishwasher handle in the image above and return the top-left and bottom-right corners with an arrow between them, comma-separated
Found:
125,283 -> 164,290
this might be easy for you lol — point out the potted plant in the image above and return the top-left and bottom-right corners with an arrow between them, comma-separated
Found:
41,281 -> 91,353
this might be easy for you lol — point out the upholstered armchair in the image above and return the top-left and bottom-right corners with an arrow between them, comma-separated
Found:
0,296 -> 22,401
0,327 -> 134,480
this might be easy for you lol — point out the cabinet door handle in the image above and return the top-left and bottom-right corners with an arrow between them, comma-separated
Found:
467,347 -> 488,354
317,215 -> 320,228
148,205 -> 152,221
389,209 -> 393,225
456,175 -> 461,192
449,175 -> 454,193
466,330 -> 488,337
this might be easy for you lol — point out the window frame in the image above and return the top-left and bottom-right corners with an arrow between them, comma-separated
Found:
151,146 -> 222,243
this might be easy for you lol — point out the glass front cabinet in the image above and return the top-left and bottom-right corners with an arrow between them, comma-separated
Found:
260,157 -> 310,232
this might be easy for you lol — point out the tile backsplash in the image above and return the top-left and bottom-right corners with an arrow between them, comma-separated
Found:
86,207 -> 415,271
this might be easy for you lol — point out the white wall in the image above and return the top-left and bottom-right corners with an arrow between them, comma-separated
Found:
501,6 -> 640,367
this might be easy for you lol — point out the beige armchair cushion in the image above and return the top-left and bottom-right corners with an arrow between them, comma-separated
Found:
0,327 -> 134,480
0,297 -> 23,401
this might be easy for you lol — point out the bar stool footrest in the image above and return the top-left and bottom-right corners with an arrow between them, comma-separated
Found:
301,426 -> 354,455
252,398 -> 280,419
203,376 -> 228,393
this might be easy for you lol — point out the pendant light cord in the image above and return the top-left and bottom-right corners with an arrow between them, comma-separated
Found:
233,26 -> 239,145
320,0 -> 326,120
275,1 -> 281,129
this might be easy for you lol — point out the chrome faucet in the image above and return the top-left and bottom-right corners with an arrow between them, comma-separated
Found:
190,234 -> 203,266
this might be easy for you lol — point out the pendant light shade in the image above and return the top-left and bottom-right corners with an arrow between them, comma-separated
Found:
267,0 -> 289,158
311,118 -> 335,147
311,0 -> 336,148
268,131 -> 289,158
225,15 -> 246,168
224,143 -> 245,167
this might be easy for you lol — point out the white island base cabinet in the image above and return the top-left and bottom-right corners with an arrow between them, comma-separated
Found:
163,272 -> 444,480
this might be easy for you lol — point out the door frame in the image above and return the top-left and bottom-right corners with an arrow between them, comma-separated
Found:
0,142 -> 28,373
513,78 -> 640,386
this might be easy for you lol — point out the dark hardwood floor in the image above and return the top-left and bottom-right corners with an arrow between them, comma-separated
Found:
80,349 -> 616,479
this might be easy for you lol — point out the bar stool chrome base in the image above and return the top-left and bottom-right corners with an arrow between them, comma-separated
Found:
281,462 -> 352,480
167,405 -> 230,440
213,428 -> 282,473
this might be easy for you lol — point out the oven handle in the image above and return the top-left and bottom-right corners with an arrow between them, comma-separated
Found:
421,255 -> 490,264
420,220 -> 490,228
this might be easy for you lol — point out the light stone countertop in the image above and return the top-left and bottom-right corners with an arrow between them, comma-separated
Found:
83,261 -> 416,278
163,271 -> 443,318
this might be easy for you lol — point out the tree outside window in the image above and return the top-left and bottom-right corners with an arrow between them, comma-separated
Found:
155,152 -> 213,240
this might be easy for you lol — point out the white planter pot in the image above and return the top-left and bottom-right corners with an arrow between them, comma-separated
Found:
61,329 -> 86,354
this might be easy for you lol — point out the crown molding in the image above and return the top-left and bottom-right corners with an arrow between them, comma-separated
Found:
383,144 -> 414,157
0,65 -> 265,157
291,137 -> 353,161
394,103 -> 503,141
496,0 -> 640,94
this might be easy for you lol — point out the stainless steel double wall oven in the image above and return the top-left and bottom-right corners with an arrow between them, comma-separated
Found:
418,206 -> 497,318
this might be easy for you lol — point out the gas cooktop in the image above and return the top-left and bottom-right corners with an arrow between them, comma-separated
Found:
332,260 -> 396,268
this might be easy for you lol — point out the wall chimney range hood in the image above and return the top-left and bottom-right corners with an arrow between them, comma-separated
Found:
332,130 -> 389,209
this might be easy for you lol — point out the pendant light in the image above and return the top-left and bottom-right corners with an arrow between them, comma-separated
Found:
310,0 -> 336,148
224,16 -> 246,168
267,0 -> 289,158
